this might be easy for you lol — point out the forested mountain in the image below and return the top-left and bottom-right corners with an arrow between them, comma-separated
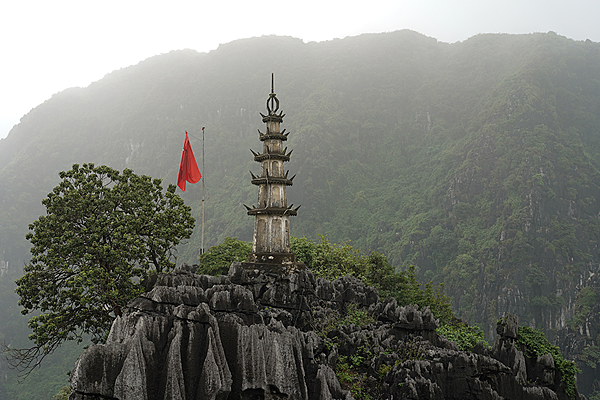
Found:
1,30 -> 600,397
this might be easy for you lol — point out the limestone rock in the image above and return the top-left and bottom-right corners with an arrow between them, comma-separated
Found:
497,312 -> 519,339
68,266 -> 584,400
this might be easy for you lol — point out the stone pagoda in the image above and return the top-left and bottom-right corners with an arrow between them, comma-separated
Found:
244,75 -> 301,269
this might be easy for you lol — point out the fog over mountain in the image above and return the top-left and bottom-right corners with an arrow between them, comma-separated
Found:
1,31 -> 600,398
3,0 -> 600,140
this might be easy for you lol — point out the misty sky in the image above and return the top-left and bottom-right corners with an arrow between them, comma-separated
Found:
1,0 -> 598,140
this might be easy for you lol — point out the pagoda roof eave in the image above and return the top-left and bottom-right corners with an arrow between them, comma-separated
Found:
251,177 -> 294,186
254,154 -> 290,162
246,206 -> 298,216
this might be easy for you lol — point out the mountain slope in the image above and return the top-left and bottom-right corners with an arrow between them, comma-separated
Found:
1,30 -> 599,395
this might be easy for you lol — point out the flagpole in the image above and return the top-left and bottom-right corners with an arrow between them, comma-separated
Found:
201,126 -> 205,255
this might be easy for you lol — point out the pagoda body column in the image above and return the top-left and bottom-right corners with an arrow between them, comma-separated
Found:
245,78 -> 300,265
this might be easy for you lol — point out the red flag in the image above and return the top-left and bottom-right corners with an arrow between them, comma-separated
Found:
177,131 -> 201,192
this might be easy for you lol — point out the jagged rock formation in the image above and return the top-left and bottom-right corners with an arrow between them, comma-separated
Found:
68,264 -> 584,400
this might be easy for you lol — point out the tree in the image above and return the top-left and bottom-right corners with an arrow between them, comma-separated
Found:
197,237 -> 252,276
4,163 -> 195,377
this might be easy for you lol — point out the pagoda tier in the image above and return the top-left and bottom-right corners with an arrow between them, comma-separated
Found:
249,174 -> 295,186
245,76 -> 299,263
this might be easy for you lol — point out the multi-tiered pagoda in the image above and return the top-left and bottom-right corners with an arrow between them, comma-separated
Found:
244,76 -> 301,268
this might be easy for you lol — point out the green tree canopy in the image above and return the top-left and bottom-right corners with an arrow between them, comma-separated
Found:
5,163 -> 195,377
198,236 -> 252,276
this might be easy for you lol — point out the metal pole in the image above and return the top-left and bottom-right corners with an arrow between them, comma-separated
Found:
201,126 -> 205,255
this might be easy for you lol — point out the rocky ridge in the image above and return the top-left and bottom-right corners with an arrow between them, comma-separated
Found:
68,263 -> 584,399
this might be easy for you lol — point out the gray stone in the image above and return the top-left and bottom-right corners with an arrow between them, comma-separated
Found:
68,267 -> 584,400
497,312 -> 519,339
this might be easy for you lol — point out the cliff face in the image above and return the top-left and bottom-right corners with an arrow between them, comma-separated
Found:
68,264 -> 583,400
435,73 -> 600,392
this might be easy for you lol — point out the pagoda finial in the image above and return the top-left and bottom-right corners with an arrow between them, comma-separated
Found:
266,73 -> 280,115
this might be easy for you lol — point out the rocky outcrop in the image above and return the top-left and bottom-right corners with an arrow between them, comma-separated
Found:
68,263 -> 585,400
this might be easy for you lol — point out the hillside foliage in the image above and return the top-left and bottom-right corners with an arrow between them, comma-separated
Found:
1,31 -> 600,397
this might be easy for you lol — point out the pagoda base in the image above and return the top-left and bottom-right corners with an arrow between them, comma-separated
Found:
248,252 -> 296,264
239,261 -> 305,276
240,252 -> 305,276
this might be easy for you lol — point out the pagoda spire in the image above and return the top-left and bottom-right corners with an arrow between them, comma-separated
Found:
245,75 -> 301,266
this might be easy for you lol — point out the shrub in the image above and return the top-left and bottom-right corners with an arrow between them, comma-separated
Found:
437,321 -> 488,351
517,325 -> 580,399
197,237 -> 252,275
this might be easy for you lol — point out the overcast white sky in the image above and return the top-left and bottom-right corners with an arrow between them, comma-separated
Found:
1,0 -> 598,140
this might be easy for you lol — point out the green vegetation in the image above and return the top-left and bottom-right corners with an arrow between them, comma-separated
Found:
4,164 -> 194,377
393,339 -> 426,365
315,304 -> 381,400
300,298 -> 380,399
293,236 -> 455,323
52,386 -> 70,400
0,338 -> 82,399
437,322 -> 488,351
311,302 -> 375,345
568,287 -> 598,331
1,31 -> 600,396
337,335 -> 424,400
321,304 -> 425,400
516,325 -> 580,399
198,236 -> 455,323
197,236 -> 252,276
580,345 -> 600,369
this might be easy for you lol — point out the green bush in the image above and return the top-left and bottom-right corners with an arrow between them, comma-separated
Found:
437,322 -> 488,351
291,236 -> 366,281
313,302 -> 375,340
292,236 -> 455,324
52,386 -> 70,400
517,325 -> 580,399
197,237 -> 252,275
